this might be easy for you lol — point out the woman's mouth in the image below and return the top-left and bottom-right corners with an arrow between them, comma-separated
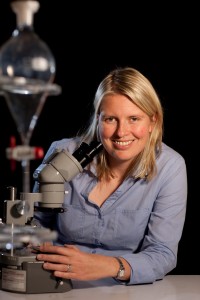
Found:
113,140 -> 133,146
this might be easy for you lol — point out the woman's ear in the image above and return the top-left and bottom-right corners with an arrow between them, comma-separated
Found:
149,114 -> 157,133
152,114 -> 157,123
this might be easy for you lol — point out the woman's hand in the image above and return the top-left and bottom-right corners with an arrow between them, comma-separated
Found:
36,243 -> 130,281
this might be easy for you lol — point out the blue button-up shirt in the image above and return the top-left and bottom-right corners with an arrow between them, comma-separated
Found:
34,138 -> 187,285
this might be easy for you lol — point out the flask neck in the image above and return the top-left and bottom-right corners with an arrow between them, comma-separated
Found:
12,25 -> 35,37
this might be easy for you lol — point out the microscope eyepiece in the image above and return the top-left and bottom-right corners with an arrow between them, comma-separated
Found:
72,141 -> 103,168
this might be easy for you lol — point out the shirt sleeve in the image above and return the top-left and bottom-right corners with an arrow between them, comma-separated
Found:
120,153 -> 187,285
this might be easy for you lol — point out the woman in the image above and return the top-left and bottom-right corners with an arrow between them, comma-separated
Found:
34,67 -> 187,285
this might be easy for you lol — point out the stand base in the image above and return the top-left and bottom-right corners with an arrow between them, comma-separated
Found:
0,260 -> 72,294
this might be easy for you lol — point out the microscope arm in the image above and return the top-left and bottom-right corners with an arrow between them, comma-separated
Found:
3,141 -> 102,225
32,148 -> 84,209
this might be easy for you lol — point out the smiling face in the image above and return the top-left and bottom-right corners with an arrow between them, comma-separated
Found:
98,93 -> 156,167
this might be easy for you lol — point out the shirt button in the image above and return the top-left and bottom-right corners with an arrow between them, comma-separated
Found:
95,239 -> 102,245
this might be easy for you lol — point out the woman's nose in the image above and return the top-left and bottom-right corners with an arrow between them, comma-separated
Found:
116,121 -> 128,137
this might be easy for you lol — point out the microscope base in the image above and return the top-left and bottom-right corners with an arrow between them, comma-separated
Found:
0,254 -> 72,293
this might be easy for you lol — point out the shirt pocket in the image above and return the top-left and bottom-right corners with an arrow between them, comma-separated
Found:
57,204 -> 95,243
108,208 -> 150,249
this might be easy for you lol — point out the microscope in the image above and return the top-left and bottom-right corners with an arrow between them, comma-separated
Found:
0,1 -> 103,293
0,140 -> 103,293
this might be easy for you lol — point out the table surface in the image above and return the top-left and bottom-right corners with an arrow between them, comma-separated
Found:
0,275 -> 200,300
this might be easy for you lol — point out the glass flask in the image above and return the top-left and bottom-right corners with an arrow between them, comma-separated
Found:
0,0 -> 61,192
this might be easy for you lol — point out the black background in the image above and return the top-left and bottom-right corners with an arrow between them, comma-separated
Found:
0,1 -> 199,274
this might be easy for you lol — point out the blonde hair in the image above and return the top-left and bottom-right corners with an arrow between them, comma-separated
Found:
81,67 -> 163,181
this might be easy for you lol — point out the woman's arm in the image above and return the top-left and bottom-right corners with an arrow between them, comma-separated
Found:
36,244 -> 131,281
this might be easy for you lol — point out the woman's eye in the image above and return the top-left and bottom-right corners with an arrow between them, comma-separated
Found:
105,117 -> 115,123
130,117 -> 138,122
